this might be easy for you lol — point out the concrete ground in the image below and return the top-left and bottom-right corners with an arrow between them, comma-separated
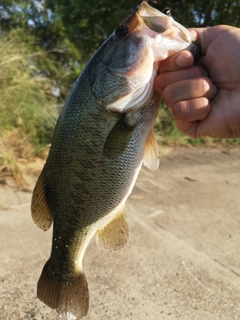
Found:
0,147 -> 240,320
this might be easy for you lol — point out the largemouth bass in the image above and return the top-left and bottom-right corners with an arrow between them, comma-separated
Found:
31,2 -> 199,319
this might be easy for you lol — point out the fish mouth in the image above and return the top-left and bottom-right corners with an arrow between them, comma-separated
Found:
138,1 -> 196,44
138,2 -> 200,60
106,1 -> 200,113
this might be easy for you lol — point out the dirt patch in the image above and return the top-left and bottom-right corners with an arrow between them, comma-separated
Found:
0,146 -> 239,320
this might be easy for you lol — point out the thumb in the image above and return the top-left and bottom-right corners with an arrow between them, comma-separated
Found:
189,27 -> 220,55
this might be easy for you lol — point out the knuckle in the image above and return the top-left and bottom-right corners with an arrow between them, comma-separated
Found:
162,85 -> 176,106
172,97 -> 210,123
172,101 -> 189,121
200,78 -> 211,93
191,65 -> 205,78
197,78 -> 214,97
155,74 -> 166,94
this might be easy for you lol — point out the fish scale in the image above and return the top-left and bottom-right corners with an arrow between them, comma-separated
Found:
31,1 -> 200,319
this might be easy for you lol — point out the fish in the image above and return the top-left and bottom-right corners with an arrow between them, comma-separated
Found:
31,1 -> 200,319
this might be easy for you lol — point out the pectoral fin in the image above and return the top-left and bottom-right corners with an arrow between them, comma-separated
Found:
96,205 -> 130,251
31,171 -> 53,231
103,112 -> 139,159
143,130 -> 159,171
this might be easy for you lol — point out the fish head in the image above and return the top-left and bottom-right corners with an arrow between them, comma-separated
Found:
91,1 -> 200,113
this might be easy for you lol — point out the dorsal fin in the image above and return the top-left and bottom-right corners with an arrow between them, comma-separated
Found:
143,130 -> 159,171
31,171 -> 53,231
96,204 -> 130,251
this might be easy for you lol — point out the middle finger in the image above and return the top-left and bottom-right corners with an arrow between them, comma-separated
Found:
155,65 -> 207,95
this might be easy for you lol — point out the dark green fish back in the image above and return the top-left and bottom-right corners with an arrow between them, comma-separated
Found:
42,67 -> 156,229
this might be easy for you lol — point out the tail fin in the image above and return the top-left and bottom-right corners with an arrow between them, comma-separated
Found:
37,261 -> 89,319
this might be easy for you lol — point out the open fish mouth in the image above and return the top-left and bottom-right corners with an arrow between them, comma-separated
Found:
105,1 -> 200,113
138,2 -> 196,44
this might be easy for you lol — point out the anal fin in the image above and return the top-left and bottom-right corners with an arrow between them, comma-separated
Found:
37,260 -> 89,318
96,205 -> 130,252
31,171 -> 53,231
143,129 -> 159,171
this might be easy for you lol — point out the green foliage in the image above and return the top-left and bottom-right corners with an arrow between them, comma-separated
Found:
0,29 -> 61,151
149,1 -> 240,27
43,0 -> 138,63
1,0 -> 240,66
0,0 -> 240,152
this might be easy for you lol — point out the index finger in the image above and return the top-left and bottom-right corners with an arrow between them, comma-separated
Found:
158,50 -> 194,73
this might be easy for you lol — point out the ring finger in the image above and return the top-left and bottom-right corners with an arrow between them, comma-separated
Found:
162,77 -> 217,109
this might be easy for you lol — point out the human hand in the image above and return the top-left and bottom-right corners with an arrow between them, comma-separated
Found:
155,25 -> 240,139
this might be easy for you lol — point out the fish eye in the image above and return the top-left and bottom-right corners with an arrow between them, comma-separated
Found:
114,25 -> 128,39
162,8 -> 171,16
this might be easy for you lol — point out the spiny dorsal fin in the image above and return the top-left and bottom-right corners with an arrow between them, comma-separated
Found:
96,205 -> 130,251
31,171 -> 53,231
143,130 -> 159,171
37,260 -> 89,318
